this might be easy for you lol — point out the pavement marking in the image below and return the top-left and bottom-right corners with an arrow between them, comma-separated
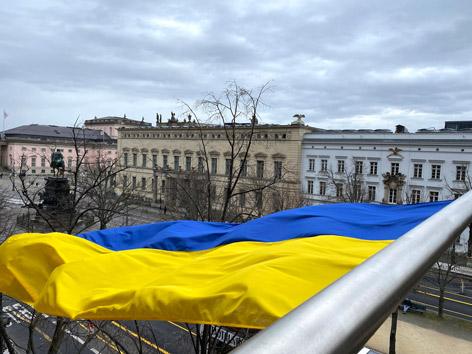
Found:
5,303 -> 104,354
412,299 -> 472,319
76,321 -> 119,353
111,321 -> 172,354
168,321 -> 196,336
416,290 -> 472,307
64,324 -> 100,354
419,284 -> 472,300
3,305 -> 52,343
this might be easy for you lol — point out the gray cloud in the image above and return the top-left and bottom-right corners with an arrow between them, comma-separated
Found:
1,0 -> 471,132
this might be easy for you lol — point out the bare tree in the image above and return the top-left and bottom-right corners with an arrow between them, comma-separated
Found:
14,125 -> 134,234
162,81 -> 307,353
0,187 -> 18,354
4,125 -> 141,353
170,81 -> 273,222
325,159 -> 368,203
445,164 -> 472,257
427,245 -> 457,319
79,156 -> 136,230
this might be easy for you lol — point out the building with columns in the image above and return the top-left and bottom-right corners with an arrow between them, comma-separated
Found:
117,114 -> 316,219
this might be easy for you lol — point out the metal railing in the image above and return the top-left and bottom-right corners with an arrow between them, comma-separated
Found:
233,191 -> 472,354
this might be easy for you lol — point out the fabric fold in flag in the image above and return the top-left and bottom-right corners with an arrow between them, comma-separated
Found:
0,201 -> 451,328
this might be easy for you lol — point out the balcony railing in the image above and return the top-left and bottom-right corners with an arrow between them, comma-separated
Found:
233,191 -> 472,354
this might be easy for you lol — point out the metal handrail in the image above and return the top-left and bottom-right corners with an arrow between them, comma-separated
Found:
233,191 -> 472,354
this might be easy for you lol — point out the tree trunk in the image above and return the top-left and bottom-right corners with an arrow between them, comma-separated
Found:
47,317 -> 67,354
468,223 -> 472,257
0,294 -> 15,354
389,309 -> 398,354
438,289 -> 445,319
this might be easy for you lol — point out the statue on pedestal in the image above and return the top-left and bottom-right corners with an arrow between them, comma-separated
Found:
51,150 -> 65,177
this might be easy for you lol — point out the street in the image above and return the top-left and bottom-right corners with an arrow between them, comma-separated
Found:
1,176 -> 472,353
2,273 -> 471,354
408,274 -> 472,321
2,296 -> 195,353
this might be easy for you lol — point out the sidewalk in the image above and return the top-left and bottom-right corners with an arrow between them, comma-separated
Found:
365,311 -> 472,353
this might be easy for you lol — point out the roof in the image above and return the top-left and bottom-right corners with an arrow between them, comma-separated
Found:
85,116 -> 152,126
5,124 -> 115,142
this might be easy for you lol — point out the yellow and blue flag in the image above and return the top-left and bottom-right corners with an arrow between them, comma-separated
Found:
0,201 -> 450,328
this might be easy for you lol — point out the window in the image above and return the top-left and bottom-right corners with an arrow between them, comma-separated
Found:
132,176 -> 137,189
368,186 -> 376,201
211,186 -> 217,201
123,152 -> 128,167
141,178 -> 146,190
239,192 -> 246,207
429,191 -> 439,202
142,154 -> 147,168
413,164 -> 423,178
186,156 -> 192,171
411,190 -> 421,204
67,157 -> 72,167
388,189 -> 397,204
336,184 -> 343,197
32,148 -> 36,152
337,160 -> 345,173
255,191 -> 263,209
320,159 -> 328,172
456,165 -> 467,181
174,156 -> 180,171
307,180 -> 314,194
123,175 -> 128,188
225,159 -> 232,175
240,159 -> 247,177
163,155 -> 168,169
274,161 -> 282,180
152,155 -> 157,168
132,153 -> 137,167
257,160 -> 264,178
391,163 -> 399,175
198,157 -> 204,172
109,127 -> 112,136
370,161 -> 378,175
21,147 -> 26,151
319,181 -> 326,195
41,157 -> 46,167
431,165 -> 441,180
31,157 -> 36,167
355,161 -> 363,174
211,158 -> 218,174
309,159 -> 315,171
68,149 -> 72,153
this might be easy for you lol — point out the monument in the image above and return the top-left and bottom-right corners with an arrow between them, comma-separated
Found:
39,150 -> 72,214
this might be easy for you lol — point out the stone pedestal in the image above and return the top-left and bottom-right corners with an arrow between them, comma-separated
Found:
41,177 -> 72,211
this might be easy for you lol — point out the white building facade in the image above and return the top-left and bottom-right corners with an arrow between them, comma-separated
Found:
301,129 -> 472,253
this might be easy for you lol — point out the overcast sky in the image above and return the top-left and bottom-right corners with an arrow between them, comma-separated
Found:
1,0 -> 471,132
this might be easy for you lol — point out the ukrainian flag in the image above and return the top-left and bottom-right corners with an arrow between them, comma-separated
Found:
0,201 -> 450,328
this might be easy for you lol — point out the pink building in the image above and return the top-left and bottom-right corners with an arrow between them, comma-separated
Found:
1,124 -> 117,175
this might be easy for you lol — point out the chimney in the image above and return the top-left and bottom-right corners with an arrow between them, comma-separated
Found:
395,125 -> 406,133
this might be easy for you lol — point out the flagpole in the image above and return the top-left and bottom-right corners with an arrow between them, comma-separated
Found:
2,109 -> 5,139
